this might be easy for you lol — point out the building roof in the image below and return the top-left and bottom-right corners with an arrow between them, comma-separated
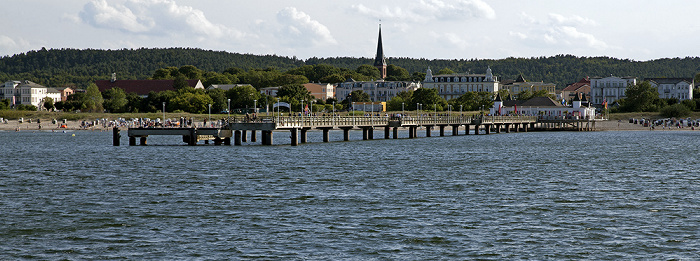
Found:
562,77 -> 591,92
373,26 -> 386,67
515,74 -> 527,82
502,96 -> 564,108
95,79 -> 202,95
17,80 -> 46,88
645,78 -> 693,85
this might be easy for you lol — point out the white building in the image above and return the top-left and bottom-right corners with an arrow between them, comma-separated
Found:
2,80 -> 61,110
336,79 -> 421,102
646,78 -> 694,101
589,75 -> 637,106
491,93 -> 596,119
422,66 -> 499,100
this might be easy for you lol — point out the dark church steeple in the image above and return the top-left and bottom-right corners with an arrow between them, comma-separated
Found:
374,24 -> 387,79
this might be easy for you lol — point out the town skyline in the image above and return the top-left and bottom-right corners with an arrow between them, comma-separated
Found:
2,0 -> 700,61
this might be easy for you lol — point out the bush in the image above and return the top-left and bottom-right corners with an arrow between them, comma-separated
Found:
660,103 -> 691,118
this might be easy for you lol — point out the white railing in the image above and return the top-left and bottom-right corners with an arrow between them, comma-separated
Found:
229,115 -> 538,128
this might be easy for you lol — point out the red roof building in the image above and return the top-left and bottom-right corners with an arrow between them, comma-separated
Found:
561,77 -> 591,102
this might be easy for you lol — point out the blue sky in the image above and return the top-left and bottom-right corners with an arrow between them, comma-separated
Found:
2,0 -> 699,61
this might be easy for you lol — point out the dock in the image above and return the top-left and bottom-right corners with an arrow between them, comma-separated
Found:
113,115 -> 597,146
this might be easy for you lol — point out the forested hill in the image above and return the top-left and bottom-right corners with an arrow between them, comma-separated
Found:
1,47 -> 700,89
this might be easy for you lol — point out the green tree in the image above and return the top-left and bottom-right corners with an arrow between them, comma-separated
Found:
437,68 -> 455,75
387,96 -> 406,111
206,88 -> 228,113
277,84 -> 314,102
620,81 -> 660,112
225,85 -> 259,109
355,65 -> 381,80
660,103 -> 691,118
386,64 -> 410,81
102,87 -> 128,112
84,83 -> 104,112
171,92 -> 213,114
410,88 -> 444,110
42,97 -> 54,111
178,65 -> 203,79
173,74 -> 190,90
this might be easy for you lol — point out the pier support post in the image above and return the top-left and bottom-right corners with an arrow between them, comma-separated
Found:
214,137 -> 222,146
505,123 -> 510,133
452,125 -> 458,136
427,126 -> 432,137
384,127 -> 390,139
393,127 -> 398,139
523,123 -> 528,132
224,137 -> 231,145
322,128 -> 330,142
408,126 -> 415,139
515,124 -> 520,132
113,127 -> 120,146
188,128 -> 197,146
234,130 -> 242,146
439,126 -> 444,136
291,128 -> 298,146
261,130 -> 273,145
242,130 -> 247,142
474,125 -> 480,135
341,127 -> 351,141
300,128 -> 308,143
368,127 -> 374,140
251,131 -> 257,142
129,136 -> 136,146
362,128 -> 368,140
496,124 -> 502,133
464,125 -> 470,135
140,136 -> 147,146
485,124 -> 491,135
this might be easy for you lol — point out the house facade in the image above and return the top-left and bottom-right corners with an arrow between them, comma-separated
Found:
491,93 -> 596,119
500,74 -> 556,98
304,83 -> 335,100
422,66 -> 499,101
646,78 -> 694,101
2,80 -> 61,110
561,77 -> 591,103
95,78 -> 204,97
589,75 -> 637,106
336,79 -> 421,102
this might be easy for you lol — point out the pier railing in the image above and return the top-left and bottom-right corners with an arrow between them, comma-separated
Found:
228,115 -> 537,129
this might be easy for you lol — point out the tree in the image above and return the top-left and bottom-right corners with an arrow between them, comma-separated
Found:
619,81 -> 660,112
355,65 -> 381,80
171,92 -> 213,114
84,83 -> 104,112
178,65 -> 203,79
102,87 -> 128,112
386,64 -> 410,81
387,96 -> 405,111
410,88 -> 445,110
206,88 -> 228,113
277,84 -> 314,102
173,74 -> 190,90
42,97 -> 54,111
437,68 -> 455,75
225,85 -> 260,109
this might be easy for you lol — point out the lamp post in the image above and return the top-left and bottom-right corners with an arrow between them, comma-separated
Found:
208,103 -> 211,126
162,102 -> 165,124
310,100 -> 314,117
254,100 -> 257,115
332,101 -> 335,123
301,99 -> 304,125
402,102 -> 404,117
227,99 -> 231,119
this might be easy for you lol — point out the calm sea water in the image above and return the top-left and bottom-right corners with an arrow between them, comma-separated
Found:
1,129 -> 698,260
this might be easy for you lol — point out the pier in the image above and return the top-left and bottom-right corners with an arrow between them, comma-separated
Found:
114,115 -> 597,146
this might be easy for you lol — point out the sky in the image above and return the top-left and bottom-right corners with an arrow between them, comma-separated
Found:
2,0 -> 700,61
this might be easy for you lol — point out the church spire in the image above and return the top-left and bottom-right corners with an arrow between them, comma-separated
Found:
374,23 -> 387,79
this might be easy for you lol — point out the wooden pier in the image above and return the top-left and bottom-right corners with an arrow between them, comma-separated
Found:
113,115 -> 600,146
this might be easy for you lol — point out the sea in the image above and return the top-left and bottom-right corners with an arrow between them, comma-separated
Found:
0,129 -> 698,260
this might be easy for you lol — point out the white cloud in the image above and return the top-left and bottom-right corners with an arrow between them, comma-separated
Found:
79,0 -> 242,40
275,7 -> 337,47
0,35 -> 33,57
513,12 -> 607,50
351,0 -> 495,23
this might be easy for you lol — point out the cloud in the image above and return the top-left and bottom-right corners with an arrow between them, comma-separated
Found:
0,35 -> 33,57
275,7 -> 337,47
351,0 -> 495,22
79,0 -> 241,40
513,12 -> 607,50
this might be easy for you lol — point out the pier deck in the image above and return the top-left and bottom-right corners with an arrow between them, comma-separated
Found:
116,115 -> 597,146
